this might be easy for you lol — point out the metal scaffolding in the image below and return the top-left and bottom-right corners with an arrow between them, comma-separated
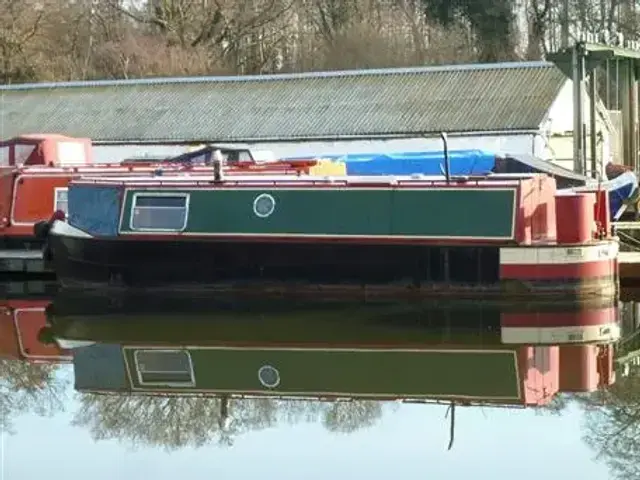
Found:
548,42 -> 640,176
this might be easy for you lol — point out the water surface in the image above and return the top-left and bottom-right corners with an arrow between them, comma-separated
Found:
1,288 -> 638,479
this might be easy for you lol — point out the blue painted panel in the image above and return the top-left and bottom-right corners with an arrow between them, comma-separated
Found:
73,344 -> 128,392
68,184 -> 122,237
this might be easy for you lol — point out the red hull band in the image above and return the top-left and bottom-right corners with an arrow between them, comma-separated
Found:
500,259 -> 616,280
501,307 -> 618,327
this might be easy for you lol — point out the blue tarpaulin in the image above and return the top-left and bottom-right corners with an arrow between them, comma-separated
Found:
286,150 -> 497,176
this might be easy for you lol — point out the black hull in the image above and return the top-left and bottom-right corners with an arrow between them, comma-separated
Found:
47,233 -> 618,300
43,290 -> 617,348
47,288 -> 618,318
48,233 -> 505,296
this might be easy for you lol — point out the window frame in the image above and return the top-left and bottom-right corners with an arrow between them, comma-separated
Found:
134,348 -> 196,387
129,192 -> 190,232
53,187 -> 68,217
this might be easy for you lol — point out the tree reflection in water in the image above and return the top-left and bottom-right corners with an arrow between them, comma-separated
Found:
0,360 -> 69,432
72,394 -> 388,450
581,370 -> 640,480
534,393 -> 572,416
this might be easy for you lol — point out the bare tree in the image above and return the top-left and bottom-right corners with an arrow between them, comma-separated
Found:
0,0 -> 44,83
0,360 -> 69,433
73,393 -> 388,450
581,370 -> 640,480
527,0 -> 551,59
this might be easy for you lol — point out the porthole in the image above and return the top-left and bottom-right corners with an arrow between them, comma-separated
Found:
258,364 -> 280,388
253,193 -> 276,218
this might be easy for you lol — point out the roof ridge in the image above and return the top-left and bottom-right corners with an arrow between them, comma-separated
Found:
0,61 -> 558,91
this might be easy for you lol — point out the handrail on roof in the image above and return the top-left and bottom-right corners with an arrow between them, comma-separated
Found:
71,174 -> 531,188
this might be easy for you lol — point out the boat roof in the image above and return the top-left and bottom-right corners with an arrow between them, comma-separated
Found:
73,172 -> 544,188
502,153 -> 589,182
166,144 -> 257,163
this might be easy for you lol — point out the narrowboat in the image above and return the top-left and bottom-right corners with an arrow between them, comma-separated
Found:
42,295 -> 618,406
39,170 -> 620,299
0,135 -> 345,248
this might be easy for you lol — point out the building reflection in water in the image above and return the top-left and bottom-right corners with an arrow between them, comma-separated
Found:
0,287 -> 637,464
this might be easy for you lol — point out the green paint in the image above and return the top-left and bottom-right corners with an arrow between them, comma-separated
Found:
120,187 -> 516,239
124,348 -> 520,399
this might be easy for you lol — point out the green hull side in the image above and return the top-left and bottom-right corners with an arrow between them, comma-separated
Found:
124,347 -> 521,400
120,187 -> 516,239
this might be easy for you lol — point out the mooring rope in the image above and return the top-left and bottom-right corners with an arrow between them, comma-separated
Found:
617,230 -> 640,251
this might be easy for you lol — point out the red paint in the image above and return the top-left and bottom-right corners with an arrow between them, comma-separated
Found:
558,344 -> 615,393
555,193 -> 596,244
0,134 -> 92,167
10,175 -> 72,234
597,344 -> 615,387
0,300 -> 70,362
500,259 -> 615,280
559,345 -> 600,392
501,306 -> 617,327
518,346 -> 559,406
515,175 -> 557,244
117,233 -> 510,245
594,190 -> 610,237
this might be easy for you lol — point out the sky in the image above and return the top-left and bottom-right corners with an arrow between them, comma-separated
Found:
0,367 -> 613,480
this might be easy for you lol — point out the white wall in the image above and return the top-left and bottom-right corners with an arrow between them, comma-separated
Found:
543,79 -> 614,176
92,145 -> 189,164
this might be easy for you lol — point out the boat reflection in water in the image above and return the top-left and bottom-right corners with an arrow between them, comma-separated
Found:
31,292 -> 620,448
0,297 -> 70,363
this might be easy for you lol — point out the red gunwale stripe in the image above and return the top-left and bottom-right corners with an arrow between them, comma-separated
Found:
4,301 -> 48,309
501,308 -> 617,327
72,181 -> 523,190
500,259 -> 616,279
121,342 -> 509,349
114,234 -> 512,245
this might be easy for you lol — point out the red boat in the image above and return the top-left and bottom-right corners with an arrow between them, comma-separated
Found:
0,298 -> 70,363
0,134 -> 344,247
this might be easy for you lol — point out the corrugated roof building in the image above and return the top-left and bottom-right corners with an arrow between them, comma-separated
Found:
0,61 -> 566,142
0,60 -> 616,174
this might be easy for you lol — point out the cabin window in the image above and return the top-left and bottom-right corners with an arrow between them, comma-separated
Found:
134,349 -> 195,386
130,193 -> 189,231
14,144 -> 35,165
54,188 -> 68,215
0,146 -> 8,166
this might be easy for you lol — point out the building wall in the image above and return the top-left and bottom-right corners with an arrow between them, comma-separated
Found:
540,80 -> 614,176
92,145 -> 188,164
